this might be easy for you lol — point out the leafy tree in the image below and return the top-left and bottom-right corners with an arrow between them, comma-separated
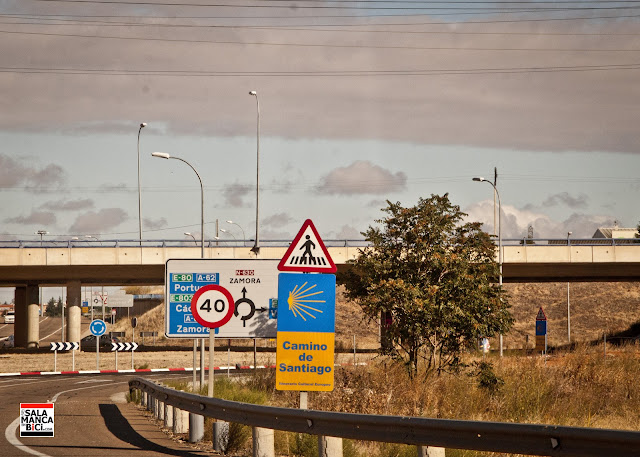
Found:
339,194 -> 513,377
45,296 -> 63,317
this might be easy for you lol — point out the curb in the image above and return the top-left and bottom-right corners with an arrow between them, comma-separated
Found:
0,364 -> 273,377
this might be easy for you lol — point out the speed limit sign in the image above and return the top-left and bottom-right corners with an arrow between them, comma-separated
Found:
190,285 -> 235,329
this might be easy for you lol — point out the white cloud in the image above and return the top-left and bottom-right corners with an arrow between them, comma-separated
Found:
68,208 -> 128,234
143,217 -> 168,230
0,154 -> 66,192
39,198 -> 94,211
262,212 -> 293,228
317,161 -> 407,195
4,211 -> 56,226
222,183 -> 252,207
465,200 -> 615,239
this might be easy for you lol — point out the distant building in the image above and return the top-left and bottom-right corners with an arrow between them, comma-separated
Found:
592,227 -> 638,239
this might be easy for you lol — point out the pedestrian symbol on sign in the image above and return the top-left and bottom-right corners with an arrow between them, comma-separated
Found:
278,219 -> 337,273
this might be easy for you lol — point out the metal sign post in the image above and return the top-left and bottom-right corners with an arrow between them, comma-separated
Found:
90,319 -> 107,370
190,284 -> 235,397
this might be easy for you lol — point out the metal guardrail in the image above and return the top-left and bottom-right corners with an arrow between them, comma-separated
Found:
2,238 -> 638,249
129,377 -> 640,457
0,239 -> 370,248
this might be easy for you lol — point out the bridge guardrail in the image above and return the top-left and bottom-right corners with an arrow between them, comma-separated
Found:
129,377 -> 640,457
2,238 -> 638,249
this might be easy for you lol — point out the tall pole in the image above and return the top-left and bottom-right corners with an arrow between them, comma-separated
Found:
249,90 -> 260,255
567,231 -> 572,344
473,176 -> 503,357
152,153 -> 204,258
137,122 -> 147,245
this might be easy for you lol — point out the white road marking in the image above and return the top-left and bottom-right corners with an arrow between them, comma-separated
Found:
5,379 -> 127,456
5,417 -> 51,457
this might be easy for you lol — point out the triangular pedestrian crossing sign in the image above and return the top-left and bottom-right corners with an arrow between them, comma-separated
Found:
278,219 -> 337,273
536,307 -> 547,321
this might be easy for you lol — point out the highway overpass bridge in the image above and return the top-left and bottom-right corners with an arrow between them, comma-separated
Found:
1,238 -> 639,348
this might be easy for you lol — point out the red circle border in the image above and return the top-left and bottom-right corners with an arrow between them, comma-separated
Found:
190,285 -> 235,329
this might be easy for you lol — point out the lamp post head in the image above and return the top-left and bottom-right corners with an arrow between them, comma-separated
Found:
140,122 -> 147,128
249,90 -> 257,96
472,177 -> 485,182
226,220 -> 233,224
567,231 -> 572,237
152,152 -> 170,159
184,232 -> 192,236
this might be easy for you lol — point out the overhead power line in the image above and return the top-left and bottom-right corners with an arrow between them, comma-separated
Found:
2,28 -> 640,53
1,62 -> 639,77
3,15 -> 640,37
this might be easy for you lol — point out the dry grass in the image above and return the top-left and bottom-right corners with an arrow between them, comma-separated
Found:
503,282 -> 640,349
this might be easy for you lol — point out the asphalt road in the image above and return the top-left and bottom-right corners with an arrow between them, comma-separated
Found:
1,316 -> 92,347
0,373 -> 212,456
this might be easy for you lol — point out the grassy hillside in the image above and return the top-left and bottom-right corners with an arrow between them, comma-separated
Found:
116,282 -> 640,351
503,282 -> 640,349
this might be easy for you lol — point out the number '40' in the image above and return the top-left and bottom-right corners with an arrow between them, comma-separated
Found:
200,299 -> 226,313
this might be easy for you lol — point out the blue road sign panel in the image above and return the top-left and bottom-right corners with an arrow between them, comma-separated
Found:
90,319 -> 106,337
165,259 -> 279,338
167,271 -> 220,337
277,273 -> 336,333
536,320 -> 547,336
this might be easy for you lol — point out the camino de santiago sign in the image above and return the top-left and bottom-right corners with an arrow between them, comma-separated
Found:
276,219 -> 337,391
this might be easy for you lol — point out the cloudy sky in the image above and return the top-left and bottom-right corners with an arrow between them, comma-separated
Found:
1,1 -> 640,289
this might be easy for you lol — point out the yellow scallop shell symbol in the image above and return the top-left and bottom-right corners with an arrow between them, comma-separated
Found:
287,281 -> 325,321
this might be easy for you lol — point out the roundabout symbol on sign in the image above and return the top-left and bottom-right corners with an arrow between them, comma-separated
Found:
191,285 -> 235,329
90,319 -> 107,337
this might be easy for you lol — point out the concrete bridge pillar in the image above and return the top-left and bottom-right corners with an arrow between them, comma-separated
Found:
26,284 -> 40,348
66,281 -> 82,343
13,285 -> 39,348
14,287 -> 27,347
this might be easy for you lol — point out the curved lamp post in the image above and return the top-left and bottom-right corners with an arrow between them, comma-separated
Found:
152,152 -> 204,259
137,122 -> 147,245
184,232 -> 197,245
473,176 -> 503,357
249,90 -> 260,255
219,228 -> 237,246
225,220 -> 246,245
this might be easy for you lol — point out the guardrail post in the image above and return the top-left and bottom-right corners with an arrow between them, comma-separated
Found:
164,402 -> 173,428
157,400 -> 165,421
146,394 -> 152,412
189,413 -> 204,443
173,407 -> 188,434
213,421 -> 229,452
319,436 -> 342,457
252,427 -> 274,457
417,445 -> 445,457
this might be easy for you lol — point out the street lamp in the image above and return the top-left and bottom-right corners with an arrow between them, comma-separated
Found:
85,235 -> 102,245
219,228 -> 237,245
472,176 -> 503,357
36,230 -> 48,246
225,220 -> 246,246
152,152 -> 204,259
137,122 -> 147,245
567,231 -> 572,344
249,90 -> 260,255
184,232 -> 197,245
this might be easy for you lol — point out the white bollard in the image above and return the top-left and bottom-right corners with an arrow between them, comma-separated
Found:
173,407 -> 188,434
319,436 -> 343,457
417,445 -> 445,457
252,427 -> 275,457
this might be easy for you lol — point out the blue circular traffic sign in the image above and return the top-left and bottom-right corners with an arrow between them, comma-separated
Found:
90,319 -> 107,337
